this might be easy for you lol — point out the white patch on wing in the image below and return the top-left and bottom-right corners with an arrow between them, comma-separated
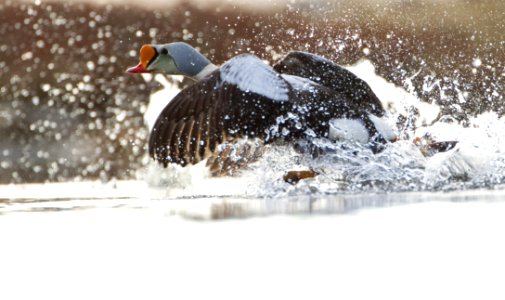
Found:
220,54 -> 290,102
368,114 -> 397,142
328,118 -> 370,143
280,74 -> 319,92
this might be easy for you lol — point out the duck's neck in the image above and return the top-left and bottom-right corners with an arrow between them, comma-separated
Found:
192,63 -> 218,81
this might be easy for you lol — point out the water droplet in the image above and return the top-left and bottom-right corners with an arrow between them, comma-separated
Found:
21,51 -> 33,60
472,58 -> 482,68
86,61 -> 95,71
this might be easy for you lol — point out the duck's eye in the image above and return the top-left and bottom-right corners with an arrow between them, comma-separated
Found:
160,48 -> 168,55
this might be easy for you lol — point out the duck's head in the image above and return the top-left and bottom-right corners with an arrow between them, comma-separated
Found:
126,42 -> 215,80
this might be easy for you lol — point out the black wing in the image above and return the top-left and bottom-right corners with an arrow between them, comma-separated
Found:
149,55 -> 295,167
273,51 -> 384,117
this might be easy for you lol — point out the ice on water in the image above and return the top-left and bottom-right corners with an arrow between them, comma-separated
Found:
144,59 -> 505,198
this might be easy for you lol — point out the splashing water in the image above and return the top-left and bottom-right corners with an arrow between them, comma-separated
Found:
142,59 -> 505,198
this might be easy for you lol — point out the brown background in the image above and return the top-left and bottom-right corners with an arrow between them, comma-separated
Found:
0,0 -> 503,183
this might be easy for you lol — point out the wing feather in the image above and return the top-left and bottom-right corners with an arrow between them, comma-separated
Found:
178,117 -> 194,164
190,112 -> 204,163
159,121 -> 175,166
169,119 -> 185,164
220,54 -> 291,102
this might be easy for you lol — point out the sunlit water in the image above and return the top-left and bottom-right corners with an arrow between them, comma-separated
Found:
1,190 -> 505,300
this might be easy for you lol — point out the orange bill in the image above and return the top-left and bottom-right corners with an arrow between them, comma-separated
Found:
126,44 -> 156,73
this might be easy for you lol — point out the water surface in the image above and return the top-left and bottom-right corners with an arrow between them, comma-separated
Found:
1,182 -> 504,300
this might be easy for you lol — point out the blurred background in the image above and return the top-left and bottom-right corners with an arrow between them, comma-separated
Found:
0,0 -> 503,184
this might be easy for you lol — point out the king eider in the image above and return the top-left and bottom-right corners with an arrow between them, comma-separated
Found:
127,42 -> 398,174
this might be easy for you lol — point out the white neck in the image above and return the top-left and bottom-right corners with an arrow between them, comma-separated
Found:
193,63 -> 218,81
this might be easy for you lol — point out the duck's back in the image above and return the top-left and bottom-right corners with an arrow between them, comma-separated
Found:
273,51 -> 385,117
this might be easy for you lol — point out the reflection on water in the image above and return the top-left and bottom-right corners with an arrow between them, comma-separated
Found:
2,181 -> 505,219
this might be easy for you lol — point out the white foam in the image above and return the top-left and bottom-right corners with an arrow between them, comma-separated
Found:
369,114 -> 398,141
328,118 -> 369,143
346,59 -> 441,127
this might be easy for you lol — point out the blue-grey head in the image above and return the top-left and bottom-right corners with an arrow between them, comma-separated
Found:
127,42 -> 216,80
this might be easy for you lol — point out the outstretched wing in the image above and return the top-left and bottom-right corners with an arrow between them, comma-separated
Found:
148,54 -> 294,167
273,51 -> 384,117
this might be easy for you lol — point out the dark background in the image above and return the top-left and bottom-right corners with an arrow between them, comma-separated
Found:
0,0 -> 503,183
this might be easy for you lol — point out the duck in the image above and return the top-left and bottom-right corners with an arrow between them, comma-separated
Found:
127,42 -> 398,175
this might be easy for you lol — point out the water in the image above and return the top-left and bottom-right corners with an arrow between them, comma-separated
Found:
1,187 -> 505,299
